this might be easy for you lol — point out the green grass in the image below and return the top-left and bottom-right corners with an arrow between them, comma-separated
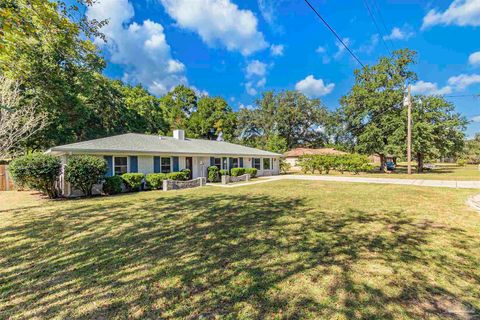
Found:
294,164 -> 480,181
1,181 -> 480,319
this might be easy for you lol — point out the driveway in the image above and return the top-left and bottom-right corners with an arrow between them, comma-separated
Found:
209,175 -> 480,189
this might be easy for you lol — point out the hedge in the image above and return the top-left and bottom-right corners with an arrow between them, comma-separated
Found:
207,166 -> 219,182
166,171 -> 189,181
121,173 -> 144,191
244,167 -> 257,178
65,155 -> 107,196
8,153 -> 61,198
298,154 -> 373,175
145,173 -> 167,189
230,167 -> 246,177
103,175 -> 123,195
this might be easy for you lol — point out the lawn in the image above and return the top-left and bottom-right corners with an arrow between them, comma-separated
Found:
1,181 -> 480,319
294,164 -> 480,181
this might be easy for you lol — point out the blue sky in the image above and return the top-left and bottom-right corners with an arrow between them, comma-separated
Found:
84,0 -> 480,137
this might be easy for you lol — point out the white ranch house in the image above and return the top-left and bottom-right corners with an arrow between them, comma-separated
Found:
47,130 -> 281,196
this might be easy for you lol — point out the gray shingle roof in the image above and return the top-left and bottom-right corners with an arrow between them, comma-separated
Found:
48,133 -> 281,157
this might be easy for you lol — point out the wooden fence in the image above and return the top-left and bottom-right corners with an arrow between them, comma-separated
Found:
0,165 -> 15,191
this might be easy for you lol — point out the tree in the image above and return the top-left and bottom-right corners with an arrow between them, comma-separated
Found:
411,96 -> 467,172
188,96 -> 237,141
236,90 -> 329,151
340,49 -> 417,170
160,85 -> 197,131
462,133 -> 480,164
0,76 -> 47,159
1,0 -> 106,149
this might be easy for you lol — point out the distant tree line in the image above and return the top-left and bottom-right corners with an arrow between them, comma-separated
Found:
0,0 -> 470,173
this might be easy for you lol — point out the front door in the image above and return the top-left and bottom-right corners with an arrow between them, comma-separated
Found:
185,157 -> 193,179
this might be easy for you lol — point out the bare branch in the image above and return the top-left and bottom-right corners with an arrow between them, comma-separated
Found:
0,76 -> 48,159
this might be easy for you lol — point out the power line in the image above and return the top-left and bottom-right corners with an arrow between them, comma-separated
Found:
442,94 -> 480,98
362,0 -> 392,56
303,0 -> 365,68
369,0 -> 396,52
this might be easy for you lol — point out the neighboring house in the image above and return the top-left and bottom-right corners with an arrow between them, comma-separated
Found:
47,130 -> 281,196
283,147 -> 347,170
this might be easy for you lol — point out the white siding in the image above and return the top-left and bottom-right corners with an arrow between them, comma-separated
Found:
138,156 -> 154,174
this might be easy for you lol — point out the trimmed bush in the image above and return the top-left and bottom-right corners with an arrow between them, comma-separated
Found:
103,175 -> 123,195
230,168 -> 245,177
207,166 -> 219,182
219,169 -> 229,176
181,168 -> 191,178
65,155 -> 107,197
166,171 -> 189,181
121,173 -> 144,191
145,173 -> 167,189
279,159 -> 291,174
298,154 -> 372,175
244,168 -> 257,178
9,153 -> 61,198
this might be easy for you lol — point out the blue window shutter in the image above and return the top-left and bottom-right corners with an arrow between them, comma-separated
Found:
129,156 -> 138,173
228,157 -> 233,170
173,156 -> 179,171
210,157 -> 215,167
239,157 -> 244,167
104,156 -> 113,177
153,156 -> 160,173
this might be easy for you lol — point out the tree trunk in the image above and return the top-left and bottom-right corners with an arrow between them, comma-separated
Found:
417,153 -> 424,173
379,154 -> 386,172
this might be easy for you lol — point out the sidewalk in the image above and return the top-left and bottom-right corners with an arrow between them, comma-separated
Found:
208,175 -> 480,189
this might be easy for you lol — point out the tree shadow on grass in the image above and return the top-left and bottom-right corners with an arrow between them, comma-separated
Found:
0,192 -> 479,319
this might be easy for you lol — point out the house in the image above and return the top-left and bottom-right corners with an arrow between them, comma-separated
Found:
283,147 -> 348,171
47,130 -> 282,196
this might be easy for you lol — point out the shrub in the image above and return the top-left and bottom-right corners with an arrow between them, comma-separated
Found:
219,169 -> 229,176
166,171 -> 188,181
244,167 -> 257,178
103,175 -> 123,195
181,168 -> 191,179
9,153 -> 61,198
121,173 -> 144,191
64,155 -> 107,197
145,173 -> 167,189
207,166 -> 219,182
298,154 -> 372,175
279,159 -> 291,174
457,159 -> 467,167
230,167 -> 245,177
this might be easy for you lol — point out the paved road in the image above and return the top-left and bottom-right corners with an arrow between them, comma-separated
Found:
209,175 -> 480,189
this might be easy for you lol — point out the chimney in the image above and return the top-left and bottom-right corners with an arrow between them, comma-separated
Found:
173,129 -> 185,140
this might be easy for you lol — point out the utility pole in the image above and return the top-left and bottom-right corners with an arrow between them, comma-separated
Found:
405,85 -> 412,175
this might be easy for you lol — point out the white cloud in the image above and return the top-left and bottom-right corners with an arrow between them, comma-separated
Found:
160,0 -> 268,56
383,26 -> 414,40
295,75 -> 335,97
245,60 -> 267,78
239,103 -> 255,110
334,37 -> 352,59
469,51 -> 480,66
86,0 -> 188,96
257,0 -> 284,32
270,44 -> 284,56
471,115 -> 480,122
448,73 -> 480,89
245,82 -> 257,96
358,34 -> 379,54
422,0 -> 480,29
411,81 -> 453,95
316,46 -> 326,53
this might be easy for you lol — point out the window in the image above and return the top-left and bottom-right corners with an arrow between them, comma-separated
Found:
231,158 -> 239,168
214,157 -> 222,169
161,157 -> 171,173
114,157 -> 128,175
263,158 -> 271,170
222,158 -> 228,170
253,158 -> 261,170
